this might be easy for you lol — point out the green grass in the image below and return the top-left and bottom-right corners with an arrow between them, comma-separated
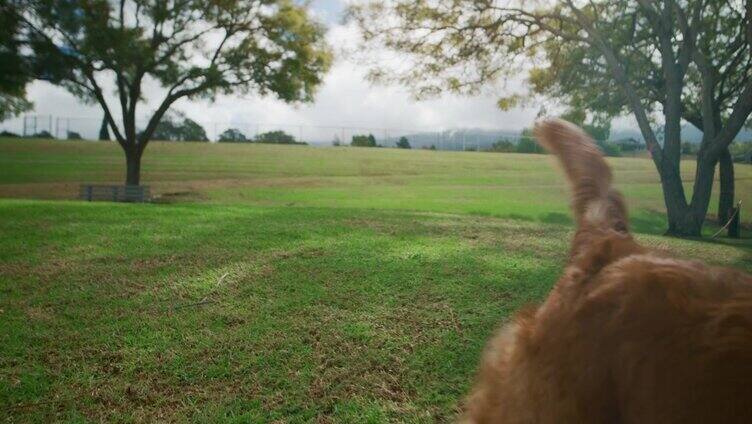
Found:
1,139 -> 751,422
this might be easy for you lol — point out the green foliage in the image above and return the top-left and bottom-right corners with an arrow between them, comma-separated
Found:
218,128 -> 248,143
351,134 -> 377,147
396,136 -> 411,149
682,141 -> 698,156
254,130 -> 303,144
98,116 -> 110,141
596,140 -> 621,157
516,129 -> 544,154
487,139 -> 515,153
560,109 -> 611,141
31,130 -> 53,139
0,3 -> 32,120
151,112 -> 208,142
66,131 -> 82,140
731,142 -> 752,163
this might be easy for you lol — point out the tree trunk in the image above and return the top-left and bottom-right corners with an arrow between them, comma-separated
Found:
671,148 -> 721,237
659,165 -> 703,237
717,147 -> 734,224
98,116 -> 110,141
125,148 -> 142,186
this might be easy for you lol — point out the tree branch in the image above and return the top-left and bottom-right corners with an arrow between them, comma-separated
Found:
564,0 -> 663,165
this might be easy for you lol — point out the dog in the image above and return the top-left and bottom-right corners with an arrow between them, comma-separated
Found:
461,119 -> 752,423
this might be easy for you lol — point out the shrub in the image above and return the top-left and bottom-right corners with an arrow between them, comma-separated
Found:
596,140 -> 622,157
396,136 -> 411,149
254,130 -> 303,144
351,134 -> 377,147
488,139 -> 515,152
516,137 -> 543,154
218,128 -> 248,142
681,141 -> 698,155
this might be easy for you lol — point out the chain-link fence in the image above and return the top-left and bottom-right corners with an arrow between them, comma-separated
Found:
1,114 -> 529,151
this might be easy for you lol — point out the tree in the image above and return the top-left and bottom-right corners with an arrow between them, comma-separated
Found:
177,117 -> 208,142
351,133 -> 377,147
98,115 -> 110,141
396,136 -> 411,149
254,130 -> 300,144
150,111 -> 208,142
0,2 -> 32,120
16,0 -> 331,185
350,0 -> 752,236
516,129 -> 544,154
218,128 -> 247,142
488,139 -> 514,153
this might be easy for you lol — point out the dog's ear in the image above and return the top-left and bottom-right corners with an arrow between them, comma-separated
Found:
534,119 -> 632,259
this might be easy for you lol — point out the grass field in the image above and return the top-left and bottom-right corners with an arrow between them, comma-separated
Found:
1,139 -> 751,422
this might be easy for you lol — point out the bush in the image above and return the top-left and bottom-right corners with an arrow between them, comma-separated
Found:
32,130 -> 54,139
218,128 -> 248,142
396,136 -> 411,149
151,112 -> 209,141
731,142 -> 752,163
0,130 -> 19,137
254,130 -> 304,144
488,139 -> 515,152
681,141 -> 698,155
516,137 -> 543,154
596,140 -> 621,157
67,131 -> 82,140
351,134 -> 377,147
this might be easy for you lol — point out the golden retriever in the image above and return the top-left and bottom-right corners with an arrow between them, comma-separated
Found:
462,119 -> 752,423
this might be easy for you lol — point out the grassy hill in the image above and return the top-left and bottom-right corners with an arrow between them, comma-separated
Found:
1,138 -> 750,422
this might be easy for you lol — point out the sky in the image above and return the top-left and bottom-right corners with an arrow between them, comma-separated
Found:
2,0 -> 632,141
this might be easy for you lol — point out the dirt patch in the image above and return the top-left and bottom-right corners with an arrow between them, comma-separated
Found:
151,190 -> 206,203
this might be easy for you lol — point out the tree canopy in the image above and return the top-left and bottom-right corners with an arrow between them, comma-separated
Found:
218,128 -> 248,143
352,134 -> 377,147
150,111 -> 208,142
396,136 -> 411,149
13,0 -> 331,184
254,130 -> 302,144
0,2 -> 32,120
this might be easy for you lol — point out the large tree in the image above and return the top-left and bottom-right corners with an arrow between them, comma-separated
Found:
15,0 -> 331,185
350,0 -> 752,236
150,110 -> 208,141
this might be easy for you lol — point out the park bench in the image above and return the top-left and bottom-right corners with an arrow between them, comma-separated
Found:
79,184 -> 150,203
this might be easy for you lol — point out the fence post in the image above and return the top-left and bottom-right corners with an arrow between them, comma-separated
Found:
728,205 -> 741,238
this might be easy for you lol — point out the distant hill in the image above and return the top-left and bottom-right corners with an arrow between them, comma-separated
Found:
307,124 -> 752,148
610,125 -> 752,145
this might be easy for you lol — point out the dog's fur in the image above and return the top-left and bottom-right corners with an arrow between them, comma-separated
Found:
462,119 -> 752,423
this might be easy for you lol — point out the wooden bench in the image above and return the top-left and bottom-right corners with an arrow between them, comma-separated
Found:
79,185 -> 151,202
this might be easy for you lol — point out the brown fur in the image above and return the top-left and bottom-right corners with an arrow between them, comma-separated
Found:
461,119 -> 752,423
